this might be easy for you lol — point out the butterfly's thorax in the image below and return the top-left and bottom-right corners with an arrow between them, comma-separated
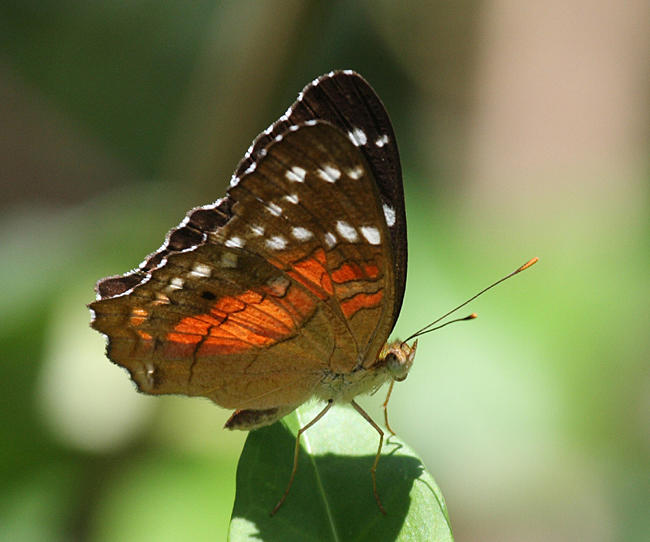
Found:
315,364 -> 392,403
314,339 -> 417,403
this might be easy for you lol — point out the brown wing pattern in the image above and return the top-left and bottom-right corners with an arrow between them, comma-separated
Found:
235,71 -> 407,328
91,122 -> 396,409
225,122 -> 396,371
91,244 -> 330,409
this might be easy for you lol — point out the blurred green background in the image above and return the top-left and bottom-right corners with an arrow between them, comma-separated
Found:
1,2 -> 648,541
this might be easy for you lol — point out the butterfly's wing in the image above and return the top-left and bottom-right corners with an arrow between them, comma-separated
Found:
90,73 -> 405,416
235,70 -> 407,328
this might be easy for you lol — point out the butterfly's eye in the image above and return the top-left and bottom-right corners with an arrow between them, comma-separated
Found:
384,352 -> 411,382
381,340 -> 417,381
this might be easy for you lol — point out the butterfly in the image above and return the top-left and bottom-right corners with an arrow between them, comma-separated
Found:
91,70 -> 533,515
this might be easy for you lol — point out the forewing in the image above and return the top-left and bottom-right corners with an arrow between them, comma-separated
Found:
235,70 -> 406,327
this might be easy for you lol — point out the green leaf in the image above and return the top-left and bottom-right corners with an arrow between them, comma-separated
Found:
229,402 -> 453,542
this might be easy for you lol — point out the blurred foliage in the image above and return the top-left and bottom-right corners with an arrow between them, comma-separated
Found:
0,2 -> 648,542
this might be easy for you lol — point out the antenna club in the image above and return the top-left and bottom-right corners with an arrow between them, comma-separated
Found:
469,313 -> 478,319
517,257 -> 539,273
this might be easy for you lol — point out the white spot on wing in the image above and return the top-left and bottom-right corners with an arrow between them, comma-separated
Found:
225,236 -> 245,248
324,232 -> 337,248
284,193 -> 299,204
291,226 -> 313,241
250,225 -> 265,236
360,226 -> 381,245
383,203 -> 396,227
317,164 -> 341,183
244,163 -> 256,174
168,277 -> 184,290
266,235 -> 287,250
144,362 -> 155,389
348,127 -> 367,146
286,166 -> 306,183
375,134 -> 389,147
230,175 -> 240,187
336,220 -> 359,242
347,165 -> 363,180
268,203 -> 282,217
190,263 -> 212,278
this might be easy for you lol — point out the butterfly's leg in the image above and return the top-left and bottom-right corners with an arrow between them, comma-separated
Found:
272,399 -> 334,515
351,400 -> 386,515
382,379 -> 396,435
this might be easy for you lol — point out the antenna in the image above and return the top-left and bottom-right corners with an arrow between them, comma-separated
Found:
403,257 -> 538,343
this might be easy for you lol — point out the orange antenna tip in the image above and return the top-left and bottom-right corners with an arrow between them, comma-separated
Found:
403,256 -> 537,343
516,257 -> 539,273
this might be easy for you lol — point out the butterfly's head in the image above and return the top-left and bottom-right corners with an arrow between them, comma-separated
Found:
379,340 -> 418,382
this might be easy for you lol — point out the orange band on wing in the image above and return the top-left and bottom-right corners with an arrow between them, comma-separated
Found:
340,290 -> 384,319
331,261 -> 380,283
129,307 -> 149,327
164,280 -> 318,356
201,336 -> 260,355
286,248 -> 333,299
167,331 -> 202,344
